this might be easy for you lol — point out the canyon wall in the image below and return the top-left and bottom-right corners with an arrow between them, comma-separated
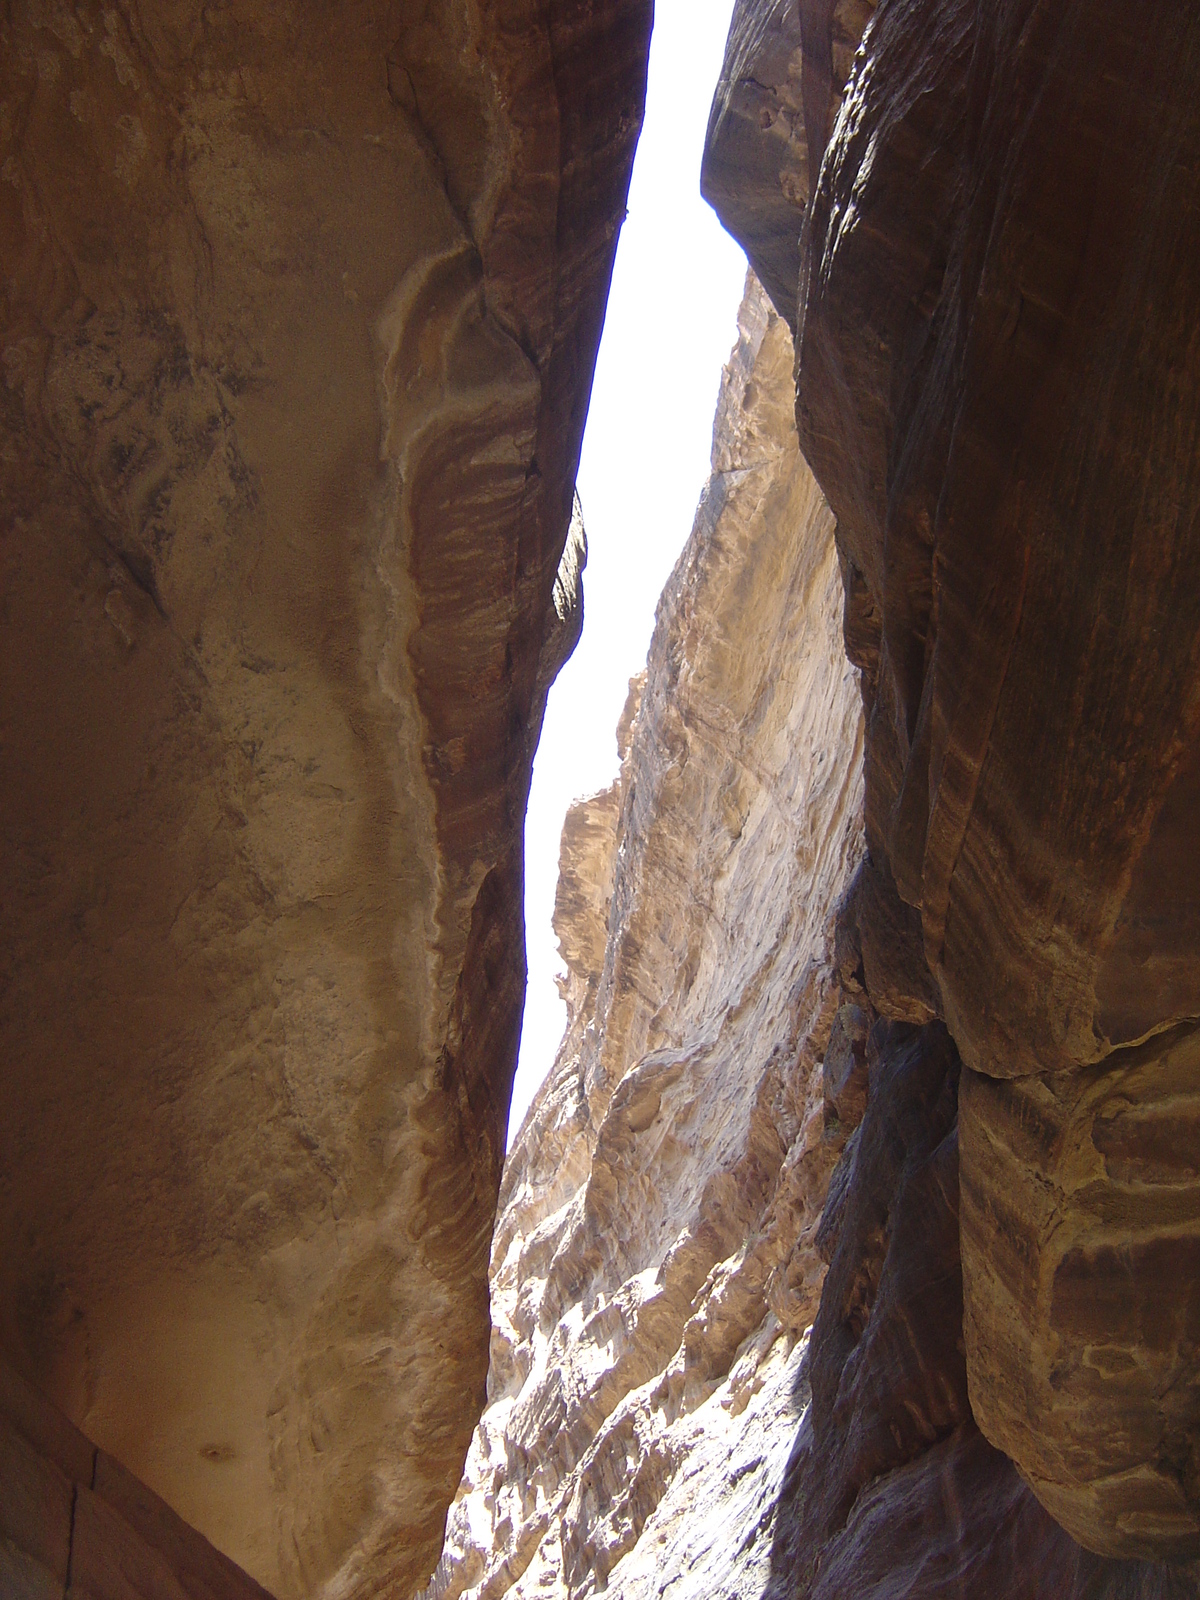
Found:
424,275 -> 865,1600
0,2 -> 649,1594
432,0 -> 1200,1595
708,0 -> 1200,1591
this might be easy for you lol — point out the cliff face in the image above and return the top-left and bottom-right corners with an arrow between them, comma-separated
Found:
701,0 -> 875,330
430,0 -> 1200,1595
791,0 -> 1200,1570
425,276 -> 865,1600
0,3 -> 648,1594
707,0 -> 1200,1589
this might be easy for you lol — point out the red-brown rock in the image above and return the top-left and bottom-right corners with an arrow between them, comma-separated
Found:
767,1023 -> 1200,1598
702,0 -> 875,328
788,0 -> 1200,1560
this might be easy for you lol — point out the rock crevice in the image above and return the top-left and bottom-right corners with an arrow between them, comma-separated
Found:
425,274 -> 865,1600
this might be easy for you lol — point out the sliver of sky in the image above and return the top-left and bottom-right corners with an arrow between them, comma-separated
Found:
507,0 -> 748,1145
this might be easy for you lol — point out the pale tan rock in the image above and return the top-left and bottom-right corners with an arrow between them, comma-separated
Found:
423,274 -> 864,1600
0,2 -> 649,1594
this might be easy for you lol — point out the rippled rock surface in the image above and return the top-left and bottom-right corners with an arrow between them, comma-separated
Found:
699,0 -> 1200,1582
791,0 -> 1200,1561
424,276 -> 864,1600
0,2 -> 649,1592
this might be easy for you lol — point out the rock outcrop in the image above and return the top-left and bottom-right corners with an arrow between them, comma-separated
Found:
0,2 -> 649,1594
704,0 -> 1200,1581
701,0 -> 875,328
790,0 -> 1200,1564
423,275 -> 865,1600
765,1019 -> 1200,1600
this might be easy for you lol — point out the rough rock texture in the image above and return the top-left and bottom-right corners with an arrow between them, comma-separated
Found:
0,1353 -> 272,1600
701,0 -> 875,328
698,0 -> 1200,1579
960,1035 -> 1200,1563
766,1020 -> 1200,1600
421,275 -> 865,1600
788,0 -> 1200,1561
0,2 -> 648,1594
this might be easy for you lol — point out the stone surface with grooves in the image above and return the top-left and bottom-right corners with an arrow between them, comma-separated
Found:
0,2 -> 649,1593
786,0 -> 1200,1561
423,274 -> 864,1600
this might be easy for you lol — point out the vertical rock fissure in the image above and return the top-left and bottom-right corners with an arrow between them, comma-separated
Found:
64,1481 -> 78,1599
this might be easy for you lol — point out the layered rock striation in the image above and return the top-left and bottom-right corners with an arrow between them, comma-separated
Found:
701,0 -> 875,329
424,275 -> 865,1600
706,0 -> 1200,1582
0,2 -> 649,1594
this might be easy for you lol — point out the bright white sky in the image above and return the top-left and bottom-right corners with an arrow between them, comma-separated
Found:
508,0 -> 748,1144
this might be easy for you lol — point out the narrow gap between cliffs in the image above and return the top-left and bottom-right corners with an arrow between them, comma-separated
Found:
509,0 -> 748,1146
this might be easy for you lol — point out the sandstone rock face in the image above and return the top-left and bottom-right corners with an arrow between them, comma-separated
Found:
795,0 -> 1200,1084
0,3 -> 648,1593
782,0 -> 1200,1562
960,1037 -> 1200,1562
0,1353 -> 272,1600
766,1020 -> 1200,1600
422,275 -> 865,1600
701,0 -> 874,328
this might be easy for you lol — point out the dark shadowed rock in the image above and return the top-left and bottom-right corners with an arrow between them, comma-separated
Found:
767,1023 -> 1200,1598
789,0 -> 1200,1560
701,0 -> 875,327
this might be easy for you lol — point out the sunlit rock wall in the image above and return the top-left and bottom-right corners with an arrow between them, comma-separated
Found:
0,2 -> 649,1594
422,275 -> 864,1600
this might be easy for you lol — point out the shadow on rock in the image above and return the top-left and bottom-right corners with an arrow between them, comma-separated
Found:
762,1020 -> 1200,1599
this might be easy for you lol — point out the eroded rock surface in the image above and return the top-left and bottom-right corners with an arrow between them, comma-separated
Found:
699,0 -> 1200,1578
0,2 -> 648,1593
788,0 -> 1200,1559
701,0 -> 874,328
423,275 -> 864,1600
766,1019 -> 1200,1600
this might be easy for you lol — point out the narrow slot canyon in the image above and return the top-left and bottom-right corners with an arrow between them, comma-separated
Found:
2,3 -> 1200,1600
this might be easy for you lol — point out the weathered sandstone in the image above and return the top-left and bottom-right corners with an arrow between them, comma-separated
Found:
423,275 -> 865,1600
702,0 -> 1200,1575
960,1037 -> 1200,1562
797,0 -> 1200,1084
701,0 -> 874,329
0,2 -> 648,1592
766,1018 -> 1200,1599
